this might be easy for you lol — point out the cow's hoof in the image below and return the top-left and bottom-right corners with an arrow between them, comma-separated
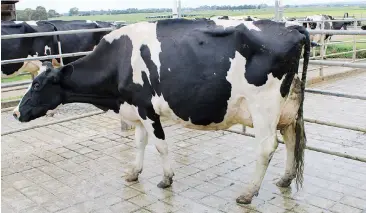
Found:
45,112 -> 55,117
236,195 -> 252,204
276,178 -> 292,188
125,173 -> 139,182
157,176 -> 173,189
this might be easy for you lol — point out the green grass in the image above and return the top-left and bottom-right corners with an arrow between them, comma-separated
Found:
54,6 -> 365,23
51,12 -> 171,23
312,42 -> 366,59
1,75 -> 31,83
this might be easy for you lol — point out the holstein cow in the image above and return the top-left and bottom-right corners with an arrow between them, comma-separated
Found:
211,15 -> 260,21
1,20 -> 50,77
1,20 -> 114,76
303,15 -> 350,44
3,20 -> 115,116
13,18 -> 310,204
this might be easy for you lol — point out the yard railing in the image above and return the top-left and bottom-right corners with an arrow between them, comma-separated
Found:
1,18 -> 366,80
1,26 -> 117,80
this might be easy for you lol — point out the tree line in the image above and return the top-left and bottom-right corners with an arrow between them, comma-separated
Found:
15,4 -> 268,20
76,4 -> 267,16
16,6 -> 60,21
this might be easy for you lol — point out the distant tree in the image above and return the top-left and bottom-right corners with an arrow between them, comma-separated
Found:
69,7 -> 79,16
257,4 -> 268,9
16,10 -> 27,21
33,6 -> 48,20
48,9 -> 60,18
24,8 -> 34,20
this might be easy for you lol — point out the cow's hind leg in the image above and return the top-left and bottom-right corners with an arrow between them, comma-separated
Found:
276,123 -> 296,187
141,116 -> 174,188
154,137 -> 174,188
236,99 -> 281,204
125,123 -> 148,182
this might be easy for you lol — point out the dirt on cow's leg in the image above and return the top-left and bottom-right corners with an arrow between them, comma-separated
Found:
277,123 -> 296,187
155,138 -> 174,188
125,124 -> 148,182
237,98 -> 281,204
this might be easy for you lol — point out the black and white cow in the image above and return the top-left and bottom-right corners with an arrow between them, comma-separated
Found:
302,14 -> 350,57
1,20 -> 115,76
303,14 -> 350,42
13,19 -> 310,204
211,15 -> 260,21
1,20 -> 51,76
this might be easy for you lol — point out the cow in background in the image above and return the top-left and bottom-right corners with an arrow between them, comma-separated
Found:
302,14 -> 350,58
1,20 -> 115,77
2,20 -> 116,117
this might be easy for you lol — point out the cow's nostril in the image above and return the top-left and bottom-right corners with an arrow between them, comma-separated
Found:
13,112 -> 19,119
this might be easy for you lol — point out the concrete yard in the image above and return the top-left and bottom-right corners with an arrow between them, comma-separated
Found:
1,71 -> 366,213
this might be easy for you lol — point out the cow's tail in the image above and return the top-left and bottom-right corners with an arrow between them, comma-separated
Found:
294,26 -> 310,190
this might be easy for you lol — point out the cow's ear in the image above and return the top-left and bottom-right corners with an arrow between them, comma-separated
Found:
60,64 -> 74,79
52,58 -> 61,67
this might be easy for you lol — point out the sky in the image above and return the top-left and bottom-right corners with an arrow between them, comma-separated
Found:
16,0 -> 357,13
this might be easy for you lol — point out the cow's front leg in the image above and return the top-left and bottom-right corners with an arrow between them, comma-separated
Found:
45,109 -> 56,117
237,101 -> 281,204
125,124 -> 148,182
141,115 -> 174,188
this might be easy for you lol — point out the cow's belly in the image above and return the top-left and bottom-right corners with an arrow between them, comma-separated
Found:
172,97 -> 253,130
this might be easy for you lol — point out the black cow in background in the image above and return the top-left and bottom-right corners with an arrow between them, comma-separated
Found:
1,20 -> 117,76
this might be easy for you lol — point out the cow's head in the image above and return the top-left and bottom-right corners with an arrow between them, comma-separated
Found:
13,61 -> 65,122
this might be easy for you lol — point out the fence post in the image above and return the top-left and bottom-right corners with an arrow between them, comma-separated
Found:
319,20 -> 325,77
57,41 -> 64,66
352,20 -> 357,61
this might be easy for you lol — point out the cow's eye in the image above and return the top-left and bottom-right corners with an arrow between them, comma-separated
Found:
33,82 -> 40,90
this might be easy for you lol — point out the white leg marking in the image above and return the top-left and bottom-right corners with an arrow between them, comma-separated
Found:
44,45 -> 51,55
140,118 -> 174,188
125,123 -> 148,182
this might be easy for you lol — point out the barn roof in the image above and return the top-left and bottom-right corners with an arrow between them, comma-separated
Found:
1,0 -> 19,4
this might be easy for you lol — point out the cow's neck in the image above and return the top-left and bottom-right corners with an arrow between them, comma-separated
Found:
59,41 -> 122,112
62,92 -> 120,112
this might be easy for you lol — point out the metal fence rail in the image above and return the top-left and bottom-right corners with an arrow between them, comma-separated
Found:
1,27 -> 115,40
308,29 -> 366,35
1,51 -> 92,65
297,18 -> 366,23
305,88 -> 366,100
300,59 -> 366,69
